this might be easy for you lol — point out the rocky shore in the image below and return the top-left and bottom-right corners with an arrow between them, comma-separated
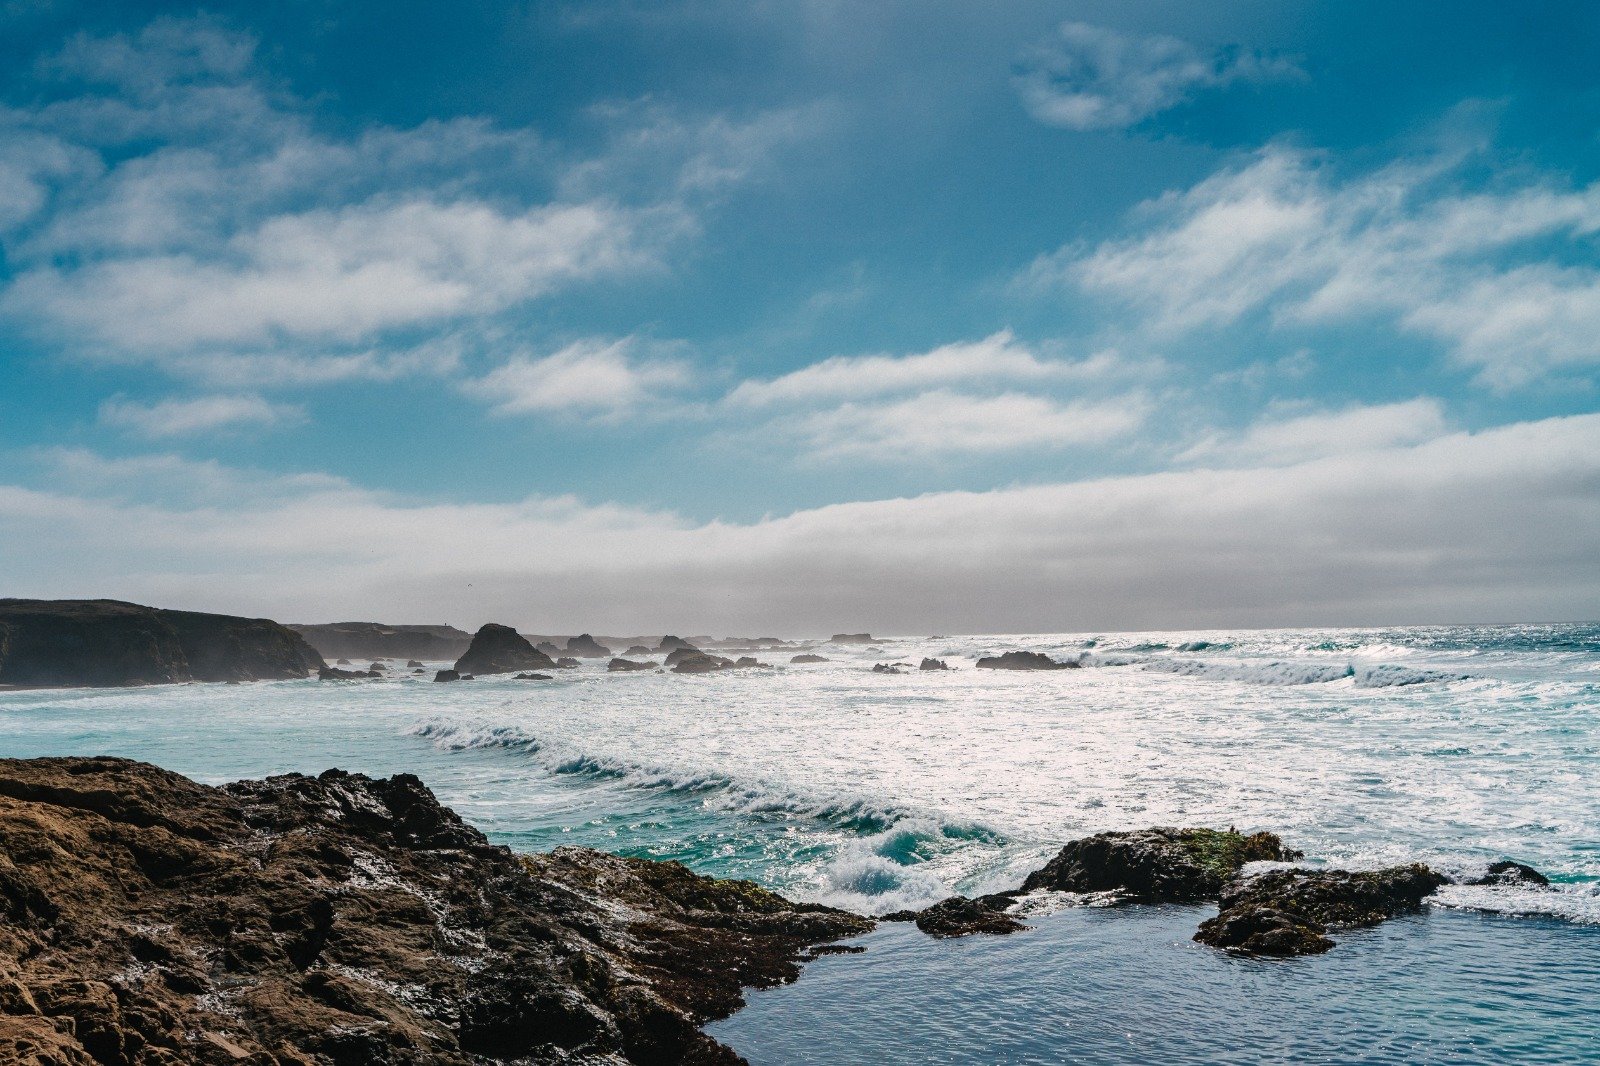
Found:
0,758 -> 870,1065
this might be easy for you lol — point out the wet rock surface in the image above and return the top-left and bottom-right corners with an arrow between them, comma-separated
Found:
884,897 -> 1025,939
1466,860 -> 1549,887
918,659 -> 950,671
1020,828 -> 1302,902
0,757 -> 871,1065
452,624 -> 557,676
1195,865 -> 1447,956
974,651 -> 1078,671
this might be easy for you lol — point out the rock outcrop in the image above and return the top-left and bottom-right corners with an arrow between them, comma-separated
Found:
789,654 -> 828,664
1466,860 -> 1549,886
974,651 -> 1078,671
829,633 -> 875,644
918,658 -> 949,671
565,634 -> 613,658
434,669 -> 461,682
555,657 -> 581,669
318,666 -> 375,680
670,653 -> 734,674
287,622 -> 472,662
453,624 -> 557,676
657,636 -> 694,652
1194,865 -> 1447,956
884,896 -> 1025,939
0,599 -> 324,688
0,757 -> 872,1065
608,658 -> 655,672
1019,827 -> 1301,902
624,645 -> 653,657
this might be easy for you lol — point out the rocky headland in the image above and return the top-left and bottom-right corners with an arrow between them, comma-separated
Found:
0,600 -> 324,688
287,624 -> 472,664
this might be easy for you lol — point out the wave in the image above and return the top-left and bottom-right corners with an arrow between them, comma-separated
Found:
1078,653 -> 1467,688
1352,664 -> 1470,688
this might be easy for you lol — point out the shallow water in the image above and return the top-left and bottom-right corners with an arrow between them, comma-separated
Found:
2,623 -> 1597,1060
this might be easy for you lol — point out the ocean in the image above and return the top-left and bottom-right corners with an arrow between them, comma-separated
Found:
4,623 -> 1597,1062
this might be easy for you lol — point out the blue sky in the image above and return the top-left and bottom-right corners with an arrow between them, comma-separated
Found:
2,1 -> 1598,632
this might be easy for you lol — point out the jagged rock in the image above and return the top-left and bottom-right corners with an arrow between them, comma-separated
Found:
1020,827 -> 1302,902
1465,860 -> 1549,886
407,658 -> 425,668
905,896 -> 1025,938
0,757 -> 872,1065
871,663 -> 903,674
919,658 -> 950,671
555,657 -> 580,669
0,599 -> 324,688
454,624 -> 557,676
318,666 -> 370,680
536,641 -> 562,656
287,622 -> 473,662
624,645 -> 653,657
830,633 -> 875,644
434,669 -> 461,682
608,658 -> 655,672
975,651 -> 1078,671
790,654 -> 829,664
565,634 -> 613,658
1195,865 -> 1447,956
512,673 -> 553,680
657,635 -> 694,652
671,653 -> 733,674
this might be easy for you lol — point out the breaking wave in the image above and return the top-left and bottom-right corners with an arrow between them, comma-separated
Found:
1078,654 -> 1468,687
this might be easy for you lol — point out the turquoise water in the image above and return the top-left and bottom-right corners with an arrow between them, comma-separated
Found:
3,623 -> 1597,1061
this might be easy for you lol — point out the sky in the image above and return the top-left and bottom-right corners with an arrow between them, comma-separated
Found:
1,0 -> 1598,634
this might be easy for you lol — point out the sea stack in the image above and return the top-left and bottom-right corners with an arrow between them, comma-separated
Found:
453,624 -> 557,676
565,633 -> 613,658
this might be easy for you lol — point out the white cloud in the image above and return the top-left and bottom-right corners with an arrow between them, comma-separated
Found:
1016,22 -> 1301,131
463,338 -> 691,418
1035,145 -> 1600,388
727,331 -> 1126,406
1177,398 -> 1449,466
788,389 -> 1149,461
3,414 -> 1597,632
99,393 -> 304,437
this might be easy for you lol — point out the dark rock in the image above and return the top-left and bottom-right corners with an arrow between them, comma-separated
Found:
336,658 -> 352,665
830,633 -> 876,643
434,669 -> 461,682
454,624 -> 557,676
286,622 -> 473,662
366,662 -> 384,672
975,651 -> 1078,671
318,666 -> 370,680
919,658 -> 950,671
565,634 -> 613,658
1020,827 -> 1302,902
0,599 -> 324,688
908,896 -> 1025,938
412,668 -> 425,674
624,645 -> 654,657
671,652 -> 733,674
790,654 -> 829,664
1195,864 -> 1447,956
608,658 -> 655,672
555,657 -> 580,669
1466,860 -> 1549,887
512,673 -> 553,680
657,635 -> 695,652
0,756 -> 872,1065
536,641 -> 562,656
732,657 -> 770,668
664,646 -> 711,668
406,659 -> 424,668
871,663 -> 903,674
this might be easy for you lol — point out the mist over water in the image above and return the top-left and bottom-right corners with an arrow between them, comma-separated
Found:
4,622 -> 1597,1062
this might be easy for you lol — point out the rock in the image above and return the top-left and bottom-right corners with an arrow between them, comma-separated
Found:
732,657 -> 771,668
0,756 -> 872,1065
871,663 -> 903,674
286,622 -> 473,662
624,645 -> 654,657
664,646 -> 708,668
412,668 -> 425,674
907,896 -> 1026,938
1466,860 -> 1549,887
555,657 -> 580,669
671,653 -> 733,674
336,657 -> 352,665
406,659 -> 425,668
608,658 -> 655,672
0,599 -> 324,688
536,641 -> 562,656
975,651 -> 1078,671
657,635 -> 695,652
565,634 -> 613,658
919,658 -> 950,671
453,624 -> 557,676
366,662 -> 384,673
513,673 -> 553,680
434,669 -> 461,682
790,654 -> 829,663
830,633 -> 876,644
1195,864 -> 1447,956
318,666 -> 370,680
1020,827 -> 1302,902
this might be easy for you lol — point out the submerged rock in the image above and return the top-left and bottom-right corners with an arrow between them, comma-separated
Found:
555,657 -> 581,669
0,598 -> 324,687
608,657 -> 655,672
1020,827 -> 1302,902
565,633 -> 613,658
454,623 -> 557,676
1195,864 -> 1446,956
513,672 -> 553,680
975,651 -> 1078,671
790,654 -> 829,664
318,665 -> 371,680
919,658 -> 950,671
1465,860 -> 1549,887
871,663 -> 904,674
904,896 -> 1026,938
0,756 -> 871,1065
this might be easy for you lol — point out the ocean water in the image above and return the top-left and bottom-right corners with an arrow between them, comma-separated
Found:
3,624 -> 1598,1062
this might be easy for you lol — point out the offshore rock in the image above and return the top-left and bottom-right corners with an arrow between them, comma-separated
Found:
657,635 -> 695,652
671,652 -> 734,674
919,658 -> 950,671
1020,827 -> 1302,902
0,599 -> 323,688
974,651 -> 1077,671
0,757 -> 871,1065
434,669 -> 461,682
512,672 -> 553,680
829,633 -> 875,644
565,634 -> 613,658
790,654 -> 829,664
871,663 -> 904,674
608,658 -> 655,672
1195,864 -> 1447,956
624,645 -> 654,657
453,624 -> 557,676
555,657 -> 581,669
905,896 -> 1025,939
1465,860 -> 1549,886
318,665 -> 371,680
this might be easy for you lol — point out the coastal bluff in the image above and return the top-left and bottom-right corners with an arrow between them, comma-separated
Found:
0,600 -> 324,688
0,757 -> 872,1065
